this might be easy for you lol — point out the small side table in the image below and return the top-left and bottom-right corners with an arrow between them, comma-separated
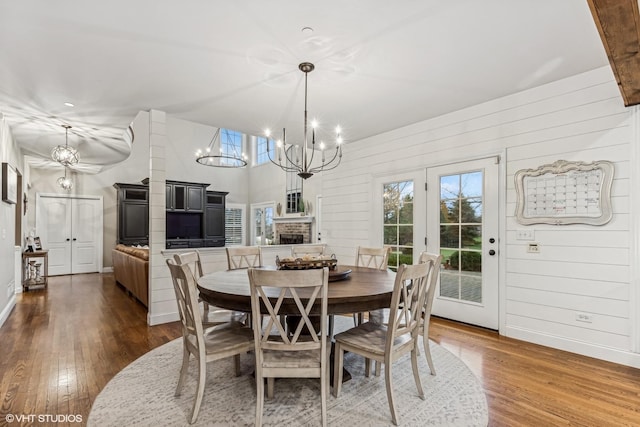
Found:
22,250 -> 49,291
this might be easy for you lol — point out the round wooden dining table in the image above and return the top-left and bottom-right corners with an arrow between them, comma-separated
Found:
197,265 -> 396,315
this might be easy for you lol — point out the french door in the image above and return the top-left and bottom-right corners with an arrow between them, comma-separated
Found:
427,157 -> 500,330
36,194 -> 103,276
251,202 -> 274,246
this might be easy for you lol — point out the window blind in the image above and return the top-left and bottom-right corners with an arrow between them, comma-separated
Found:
225,207 -> 243,245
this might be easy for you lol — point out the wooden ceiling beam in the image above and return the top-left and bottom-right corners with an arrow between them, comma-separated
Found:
588,0 -> 640,106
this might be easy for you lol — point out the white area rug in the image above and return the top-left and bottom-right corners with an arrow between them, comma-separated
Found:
88,317 -> 488,426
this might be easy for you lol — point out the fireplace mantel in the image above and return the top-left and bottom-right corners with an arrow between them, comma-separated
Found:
273,216 -> 313,224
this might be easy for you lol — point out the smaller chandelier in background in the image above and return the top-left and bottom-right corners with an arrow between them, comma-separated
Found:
51,124 -> 79,166
195,128 -> 247,168
57,167 -> 73,190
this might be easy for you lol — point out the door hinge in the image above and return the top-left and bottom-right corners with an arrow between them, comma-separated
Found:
424,237 -> 428,245
424,182 -> 428,191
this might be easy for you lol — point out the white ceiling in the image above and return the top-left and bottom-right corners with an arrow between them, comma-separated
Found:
0,0 -> 609,173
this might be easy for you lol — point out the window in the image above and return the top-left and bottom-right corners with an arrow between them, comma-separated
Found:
383,180 -> 414,271
255,136 -> 269,165
221,129 -> 243,166
225,203 -> 245,246
285,146 -> 303,213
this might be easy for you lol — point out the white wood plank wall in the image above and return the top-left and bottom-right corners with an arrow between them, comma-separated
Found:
320,66 -> 638,366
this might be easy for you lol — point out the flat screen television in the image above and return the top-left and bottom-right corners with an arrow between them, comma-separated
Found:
166,212 -> 202,239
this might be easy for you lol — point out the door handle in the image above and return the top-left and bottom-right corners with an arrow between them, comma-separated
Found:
66,238 -> 70,241
72,238 -> 77,241
488,249 -> 496,256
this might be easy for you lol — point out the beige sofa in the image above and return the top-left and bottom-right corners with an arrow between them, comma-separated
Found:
112,244 -> 149,307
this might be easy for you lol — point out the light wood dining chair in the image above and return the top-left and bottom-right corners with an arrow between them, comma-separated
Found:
225,246 -> 264,326
289,244 -> 333,337
291,245 -> 335,337
166,259 -> 254,424
332,262 -> 431,426
174,251 -> 238,328
248,267 -> 330,427
417,251 -> 443,375
354,246 -> 391,326
226,246 -> 263,270
356,245 -> 391,269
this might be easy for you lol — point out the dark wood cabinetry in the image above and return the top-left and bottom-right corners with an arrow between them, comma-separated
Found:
165,180 -> 209,248
204,191 -> 228,247
115,181 -> 227,249
114,183 -> 149,246
166,181 -> 205,212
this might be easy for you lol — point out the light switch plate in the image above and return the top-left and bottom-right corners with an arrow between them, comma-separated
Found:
527,243 -> 540,253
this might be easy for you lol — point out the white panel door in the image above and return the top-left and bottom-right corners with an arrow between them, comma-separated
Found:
38,197 -> 72,276
36,195 -> 102,276
71,198 -> 100,273
427,157 -> 500,330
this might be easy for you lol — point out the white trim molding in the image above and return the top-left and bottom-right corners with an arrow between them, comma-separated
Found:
0,294 -> 16,329
630,105 -> 640,354
506,325 -> 640,369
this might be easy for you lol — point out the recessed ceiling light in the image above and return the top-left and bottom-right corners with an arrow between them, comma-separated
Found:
64,102 -> 75,107
301,27 -> 314,34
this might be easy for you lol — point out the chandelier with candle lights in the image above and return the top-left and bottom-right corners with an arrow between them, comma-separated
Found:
264,62 -> 343,179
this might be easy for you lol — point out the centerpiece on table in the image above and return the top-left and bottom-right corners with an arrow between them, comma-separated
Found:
276,254 -> 338,270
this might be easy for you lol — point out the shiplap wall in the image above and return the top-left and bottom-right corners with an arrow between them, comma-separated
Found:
320,66 -> 639,367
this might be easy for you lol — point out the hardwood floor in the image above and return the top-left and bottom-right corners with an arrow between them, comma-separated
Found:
1,273 -> 639,426
0,274 -> 180,427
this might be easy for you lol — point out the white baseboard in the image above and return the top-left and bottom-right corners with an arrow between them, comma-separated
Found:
102,266 -> 114,273
148,311 -> 179,326
505,325 -> 640,369
0,294 -> 16,329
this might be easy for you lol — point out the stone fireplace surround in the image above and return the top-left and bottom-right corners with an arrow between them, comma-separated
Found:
273,216 -> 313,244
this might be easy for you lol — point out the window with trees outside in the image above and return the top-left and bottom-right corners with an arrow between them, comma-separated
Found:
383,180 -> 413,271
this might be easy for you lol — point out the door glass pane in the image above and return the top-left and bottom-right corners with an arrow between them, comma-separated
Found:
461,171 -> 483,198
440,200 -> 457,223
465,198 -> 483,222
254,209 -> 263,245
398,225 -> 413,246
461,226 -> 481,249
254,207 -> 275,245
384,225 -> 398,245
439,171 -> 483,303
383,180 -> 413,271
440,175 -> 460,200
440,270 -> 460,299
264,207 -> 274,244
440,225 -> 459,248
